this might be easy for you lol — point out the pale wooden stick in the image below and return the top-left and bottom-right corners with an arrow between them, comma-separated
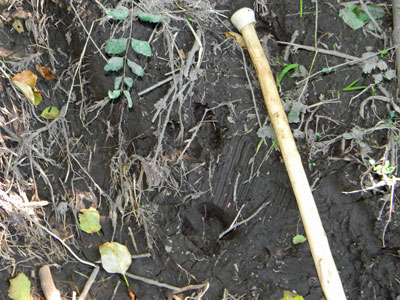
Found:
39,265 -> 61,300
231,8 -> 346,300
78,266 -> 99,300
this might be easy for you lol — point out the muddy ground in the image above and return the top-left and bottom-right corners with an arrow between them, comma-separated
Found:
0,0 -> 399,299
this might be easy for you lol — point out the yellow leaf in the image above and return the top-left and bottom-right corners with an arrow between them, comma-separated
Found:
12,70 -> 42,106
13,81 -> 35,104
12,19 -> 24,34
225,32 -> 246,49
40,106 -> 60,120
8,273 -> 31,300
12,70 -> 37,88
79,207 -> 101,234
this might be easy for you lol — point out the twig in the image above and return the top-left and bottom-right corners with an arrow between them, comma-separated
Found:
39,265 -> 61,300
78,266 -> 100,300
185,20 -> 203,68
295,46 -> 398,85
32,218 -> 96,268
138,75 -> 175,96
283,30 -> 299,61
393,0 -> 400,86
277,41 -> 359,61
218,201 -> 270,240
69,1 -> 107,62
125,272 -> 180,291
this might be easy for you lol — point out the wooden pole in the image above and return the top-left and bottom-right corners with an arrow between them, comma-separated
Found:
231,8 -> 347,300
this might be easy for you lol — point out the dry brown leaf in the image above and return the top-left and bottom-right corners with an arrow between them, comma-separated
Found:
12,70 -> 37,88
179,49 -> 186,60
225,32 -> 246,49
35,64 -> 54,80
128,288 -> 136,300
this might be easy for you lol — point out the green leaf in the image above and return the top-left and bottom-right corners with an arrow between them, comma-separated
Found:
8,273 -> 31,300
127,59 -> 144,76
353,5 -> 385,22
123,90 -> 133,109
79,207 -> 102,234
339,4 -> 365,30
108,90 -> 121,99
114,76 -> 123,90
107,6 -> 130,21
104,57 -> 124,72
276,63 -> 298,87
124,77 -> 133,88
322,67 -> 331,73
99,242 -> 131,287
342,78 -> 367,91
131,39 -> 152,57
105,38 -> 128,55
292,234 -> 307,245
137,11 -> 164,23
40,106 -> 60,120
280,290 -> 304,300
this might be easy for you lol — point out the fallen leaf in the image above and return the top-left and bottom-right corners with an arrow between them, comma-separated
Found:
79,207 -> 101,233
11,70 -> 42,105
40,106 -> 60,120
12,70 -> 37,88
179,49 -> 186,60
99,242 -> 132,284
8,273 -> 31,300
226,32 -> 246,49
35,64 -> 54,80
12,19 -> 24,34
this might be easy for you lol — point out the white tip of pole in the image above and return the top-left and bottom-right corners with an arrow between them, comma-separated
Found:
231,7 -> 256,31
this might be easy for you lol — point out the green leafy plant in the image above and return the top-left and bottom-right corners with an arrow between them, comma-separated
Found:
276,63 -> 298,87
370,160 -> 395,177
280,290 -> 304,300
342,78 -> 367,91
104,6 -> 164,109
292,234 -> 307,245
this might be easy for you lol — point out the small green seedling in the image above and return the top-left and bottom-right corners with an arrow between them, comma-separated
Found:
292,234 -> 307,245
342,78 -> 367,91
370,160 -> 395,177
280,290 -> 304,300
276,63 -> 298,87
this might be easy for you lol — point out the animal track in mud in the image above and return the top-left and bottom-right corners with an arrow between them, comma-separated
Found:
181,202 -> 236,256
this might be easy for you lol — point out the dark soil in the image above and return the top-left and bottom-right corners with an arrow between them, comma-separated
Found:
0,0 -> 399,299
